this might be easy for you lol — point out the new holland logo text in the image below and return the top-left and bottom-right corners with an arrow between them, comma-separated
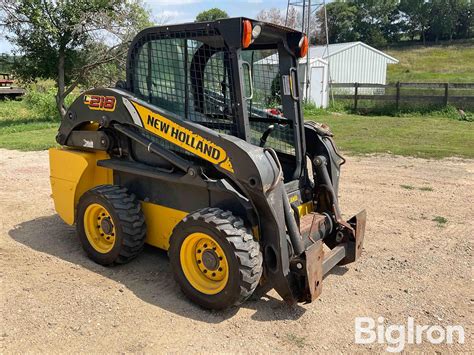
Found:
131,101 -> 234,173
84,95 -> 116,112
147,116 -> 221,160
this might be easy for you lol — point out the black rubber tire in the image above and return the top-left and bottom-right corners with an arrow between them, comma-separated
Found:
77,185 -> 146,266
169,207 -> 263,310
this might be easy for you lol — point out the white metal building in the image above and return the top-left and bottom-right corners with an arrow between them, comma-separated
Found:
299,57 -> 329,108
256,42 -> 398,107
308,42 -> 399,85
254,54 -> 330,108
302,42 -> 399,107
257,41 -> 398,108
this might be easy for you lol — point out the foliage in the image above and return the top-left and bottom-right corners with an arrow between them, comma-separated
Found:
426,0 -> 472,42
316,0 -> 473,47
195,8 -> 228,22
353,0 -> 401,46
432,216 -> 448,225
256,7 -> 300,31
316,2 -> 358,44
303,102 -> 327,116
0,53 -> 16,73
0,0 -> 151,117
0,99 -> 33,125
399,0 -> 431,43
23,81 -> 79,121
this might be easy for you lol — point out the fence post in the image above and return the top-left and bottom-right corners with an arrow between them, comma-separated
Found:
354,82 -> 359,110
396,81 -> 401,111
444,83 -> 449,106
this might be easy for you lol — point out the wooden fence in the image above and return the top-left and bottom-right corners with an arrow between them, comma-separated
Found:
331,82 -> 474,110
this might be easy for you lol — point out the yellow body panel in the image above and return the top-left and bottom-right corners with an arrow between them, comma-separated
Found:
141,202 -> 188,250
298,201 -> 314,217
131,101 -> 234,173
49,148 -> 112,225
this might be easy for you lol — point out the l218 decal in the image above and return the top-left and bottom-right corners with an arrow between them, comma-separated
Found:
84,95 -> 116,112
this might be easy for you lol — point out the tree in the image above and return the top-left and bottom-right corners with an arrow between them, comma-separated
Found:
455,0 -> 473,39
352,0 -> 401,46
257,7 -> 319,42
316,1 -> 359,44
399,0 -> 431,43
256,7 -> 299,30
427,0 -> 472,42
195,8 -> 228,22
0,0 -> 151,118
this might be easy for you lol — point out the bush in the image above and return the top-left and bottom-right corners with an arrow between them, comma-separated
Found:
24,88 -> 59,121
303,100 -> 352,117
327,100 -> 349,113
303,102 -> 327,116
23,80 -> 78,121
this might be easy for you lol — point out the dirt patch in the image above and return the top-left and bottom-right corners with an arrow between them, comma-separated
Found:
1,149 -> 472,352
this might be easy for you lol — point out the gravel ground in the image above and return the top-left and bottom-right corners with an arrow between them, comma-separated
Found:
0,149 -> 472,353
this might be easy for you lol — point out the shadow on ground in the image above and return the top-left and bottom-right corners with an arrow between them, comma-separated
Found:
9,215 -> 348,323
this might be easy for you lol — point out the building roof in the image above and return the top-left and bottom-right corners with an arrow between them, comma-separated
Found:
254,41 -> 398,66
255,54 -> 328,66
308,42 -> 398,64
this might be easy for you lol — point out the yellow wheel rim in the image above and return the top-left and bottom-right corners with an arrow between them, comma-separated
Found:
180,232 -> 229,295
84,203 -> 116,254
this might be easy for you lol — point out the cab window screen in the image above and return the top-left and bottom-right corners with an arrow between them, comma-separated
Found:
242,50 -> 295,155
132,36 -> 237,137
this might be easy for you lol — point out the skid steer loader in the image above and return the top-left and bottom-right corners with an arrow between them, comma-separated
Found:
49,18 -> 366,309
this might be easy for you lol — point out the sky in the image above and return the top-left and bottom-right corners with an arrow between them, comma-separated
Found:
0,0 -> 291,53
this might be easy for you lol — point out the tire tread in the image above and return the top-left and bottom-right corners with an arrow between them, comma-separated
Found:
80,185 -> 146,265
175,207 -> 263,306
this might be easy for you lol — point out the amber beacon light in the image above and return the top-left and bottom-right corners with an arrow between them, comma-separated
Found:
242,20 -> 252,48
298,35 -> 309,58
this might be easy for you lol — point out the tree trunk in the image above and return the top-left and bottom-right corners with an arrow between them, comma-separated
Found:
56,50 -> 67,119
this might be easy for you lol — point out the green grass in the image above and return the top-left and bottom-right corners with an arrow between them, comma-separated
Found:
283,333 -> 307,349
386,41 -> 474,83
0,100 -> 59,151
400,184 -> 415,190
419,186 -> 434,192
0,99 -> 35,122
1,98 -> 473,159
432,215 -> 448,227
307,113 -> 474,159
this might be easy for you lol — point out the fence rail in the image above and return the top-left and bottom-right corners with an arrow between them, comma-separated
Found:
331,82 -> 474,110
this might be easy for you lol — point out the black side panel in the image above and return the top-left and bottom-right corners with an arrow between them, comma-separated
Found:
115,172 -> 209,213
57,88 -> 137,145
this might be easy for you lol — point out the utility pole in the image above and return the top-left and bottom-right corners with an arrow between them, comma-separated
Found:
286,0 -> 327,102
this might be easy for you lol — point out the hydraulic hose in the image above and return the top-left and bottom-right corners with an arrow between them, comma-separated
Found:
313,155 -> 342,220
282,188 -> 305,256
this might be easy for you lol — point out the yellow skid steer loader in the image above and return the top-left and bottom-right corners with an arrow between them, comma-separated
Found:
49,18 -> 366,309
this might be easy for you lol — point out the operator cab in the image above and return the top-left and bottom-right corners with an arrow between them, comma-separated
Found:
127,18 -> 309,182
